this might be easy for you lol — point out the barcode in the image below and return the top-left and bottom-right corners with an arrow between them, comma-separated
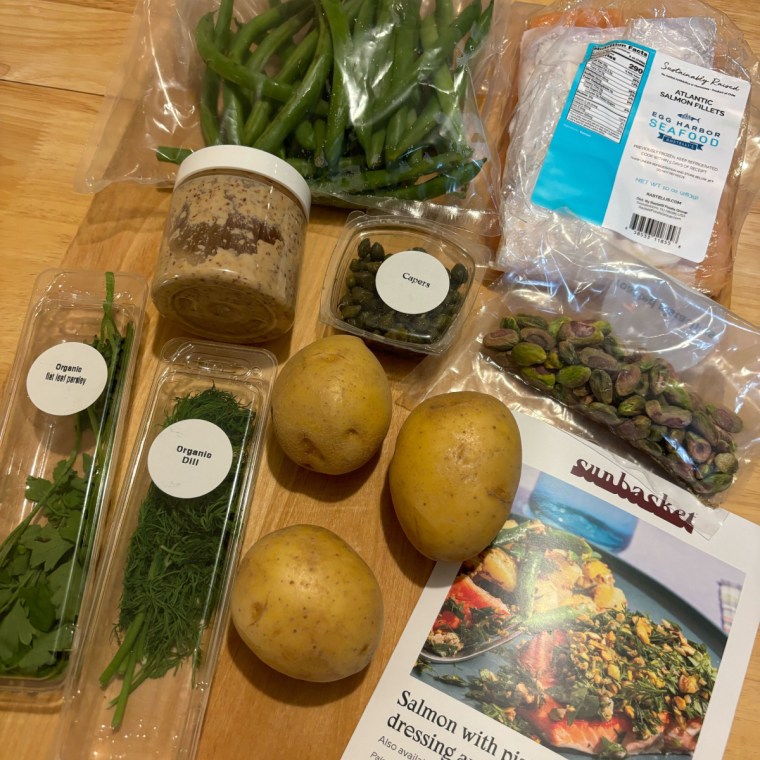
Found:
629,213 -> 681,245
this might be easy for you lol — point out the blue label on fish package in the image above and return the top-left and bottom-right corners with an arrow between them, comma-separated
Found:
532,40 -> 654,225
532,40 -> 750,263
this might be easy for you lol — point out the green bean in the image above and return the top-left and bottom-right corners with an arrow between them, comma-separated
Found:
367,128 -> 386,169
352,0 -> 376,34
196,13 -> 330,117
358,1 -> 480,130
286,154 -> 365,178
420,10 -> 467,152
254,9 -> 333,154
311,149 -> 469,194
354,0 -> 393,156
244,6 -> 314,76
543,527 -> 596,559
370,157 -> 485,200
492,521 -> 537,548
313,117 -> 327,168
294,120 -> 316,150
321,0 -> 352,171
384,0 -> 421,164
277,25 -> 320,82
384,114 -> 405,165
524,605 -> 588,635
235,6 -> 314,143
515,549 -> 543,620
220,81 -> 246,144
402,107 -> 424,165
241,27 -> 319,145
386,94 -> 441,161
229,0 -> 313,63
156,146 -> 193,164
435,0 -> 454,29
463,0 -> 494,59
199,0 -> 235,145
200,83 -> 222,146
370,0 -> 396,87
216,0 -> 235,47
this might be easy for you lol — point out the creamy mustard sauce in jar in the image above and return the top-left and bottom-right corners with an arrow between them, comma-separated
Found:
152,146 -> 310,343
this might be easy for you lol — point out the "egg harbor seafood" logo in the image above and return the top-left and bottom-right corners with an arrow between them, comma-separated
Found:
649,107 -> 721,151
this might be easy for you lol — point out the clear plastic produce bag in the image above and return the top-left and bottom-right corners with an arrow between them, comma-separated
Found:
494,0 -> 760,299
403,219 -> 760,515
77,0 -> 510,236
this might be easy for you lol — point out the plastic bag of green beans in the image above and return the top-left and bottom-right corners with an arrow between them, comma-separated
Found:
400,219 -> 760,527
76,0 -> 513,236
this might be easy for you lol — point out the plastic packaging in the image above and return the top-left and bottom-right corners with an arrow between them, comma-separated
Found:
52,338 -> 276,760
76,0 -> 508,236
495,0 -> 760,300
403,222 -> 760,512
320,211 -> 483,355
152,145 -> 310,343
0,270 -> 147,696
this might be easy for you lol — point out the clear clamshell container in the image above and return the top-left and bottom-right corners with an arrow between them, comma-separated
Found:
53,338 -> 276,760
0,269 -> 147,698
320,213 -> 479,355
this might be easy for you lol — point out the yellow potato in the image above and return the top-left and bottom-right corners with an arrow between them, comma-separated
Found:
389,391 -> 522,562
230,524 -> 384,682
271,335 -> 392,474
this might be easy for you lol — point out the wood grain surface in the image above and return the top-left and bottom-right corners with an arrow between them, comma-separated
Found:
0,1 -> 758,758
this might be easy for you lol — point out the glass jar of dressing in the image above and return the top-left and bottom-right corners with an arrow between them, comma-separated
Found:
152,146 -> 311,343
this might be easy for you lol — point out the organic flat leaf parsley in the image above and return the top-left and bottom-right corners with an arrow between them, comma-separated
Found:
0,273 -> 135,681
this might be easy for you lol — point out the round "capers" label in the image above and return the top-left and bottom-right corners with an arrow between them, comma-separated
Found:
375,250 -> 450,315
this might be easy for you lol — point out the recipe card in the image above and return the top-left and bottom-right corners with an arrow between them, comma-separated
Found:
341,413 -> 760,760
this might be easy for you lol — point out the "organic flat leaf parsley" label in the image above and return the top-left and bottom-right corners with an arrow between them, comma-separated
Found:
26,342 -> 109,415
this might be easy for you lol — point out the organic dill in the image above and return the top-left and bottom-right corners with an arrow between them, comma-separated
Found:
99,386 -> 253,730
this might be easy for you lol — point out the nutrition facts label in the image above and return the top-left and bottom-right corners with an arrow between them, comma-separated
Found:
567,43 -> 651,143
533,38 -> 749,263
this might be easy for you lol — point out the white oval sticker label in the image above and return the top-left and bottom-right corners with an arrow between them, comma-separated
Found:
147,419 -> 234,499
375,250 -> 450,315
26,342 -> 109,416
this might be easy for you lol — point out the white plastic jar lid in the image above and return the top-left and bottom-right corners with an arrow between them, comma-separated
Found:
175,145 -> 311,218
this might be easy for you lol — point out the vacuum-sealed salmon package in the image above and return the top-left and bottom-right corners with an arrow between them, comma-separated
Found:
495,0 -> 760,300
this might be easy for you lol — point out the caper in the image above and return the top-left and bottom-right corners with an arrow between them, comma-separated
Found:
350,286 -> 374,305
369,242 -> 386,261
339,303 -> 362,319
433,314 -> 452,332
353,271 -> 375,290
450,263 -> 468,288
357,238 -> 372,258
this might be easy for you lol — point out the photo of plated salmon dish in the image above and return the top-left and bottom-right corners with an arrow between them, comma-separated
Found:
415,514 -> 726,758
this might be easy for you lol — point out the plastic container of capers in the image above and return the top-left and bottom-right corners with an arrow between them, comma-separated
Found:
320,213 -> 479,355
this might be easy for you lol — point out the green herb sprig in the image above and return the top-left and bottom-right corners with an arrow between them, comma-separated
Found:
0,272 -> 133,680
99,386 -> 254,730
